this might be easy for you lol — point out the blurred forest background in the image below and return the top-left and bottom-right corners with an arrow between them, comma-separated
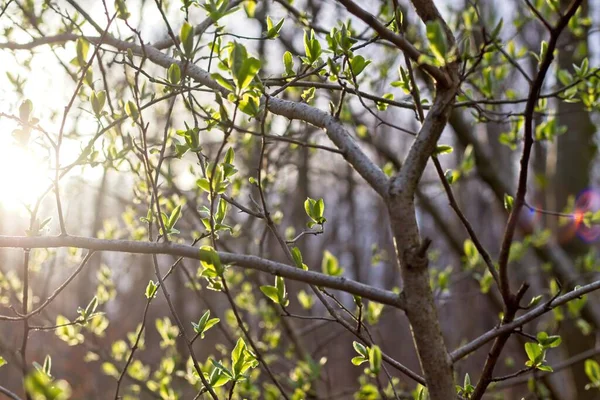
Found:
0,0 -> 599,399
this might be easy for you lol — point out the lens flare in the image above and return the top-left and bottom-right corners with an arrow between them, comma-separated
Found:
560,188 -> 600,244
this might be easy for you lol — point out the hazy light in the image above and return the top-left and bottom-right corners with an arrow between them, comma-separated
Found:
0,141 -> 50,211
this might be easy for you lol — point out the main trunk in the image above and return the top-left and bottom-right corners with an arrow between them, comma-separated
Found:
388,195 -> 455,399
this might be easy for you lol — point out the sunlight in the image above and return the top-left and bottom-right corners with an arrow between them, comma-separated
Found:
0,138 -> 51,211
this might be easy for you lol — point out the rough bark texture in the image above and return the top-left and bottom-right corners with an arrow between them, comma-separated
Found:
387,86 -> 459,399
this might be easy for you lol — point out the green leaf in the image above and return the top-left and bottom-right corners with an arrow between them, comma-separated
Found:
445,169 -> 459,184
303,30 -> 322,65
524,342 -> 543,364
366,302 -> 384,325
192,310 -> 220,338
301,87 -> 316,103
291,247 -> 304,269
538,41 -> 548,66
229,42 -> 247,79
376,93 -> 394,111
203,317 -> 220,334
585,359 -> 600,382
42,355 -> 52,377
537,332 -> 562,348
538,364 -> 553,372
322,250 -> 343,276
490,18 -> 503,40
114,0 -> 130,19
349,55 -> 371,76
76,38 -> 89,67
199,246 -> 224,275
167,204 -> 182,230
236,57 -> 261,91
84,296 -> 99,317
283,51 -> 294,76
224,146 -> 235,164
125,101 -> 139,121
528,295 -> 542,307
180,22 -> 195,57
0,356 -> 5,368
433,144 -> 453,155
260,285 -> 279,304
368,345 -> 382,375
504,194 -> 514,212
304,198 -> 315,219
426,20 -> 448,64
90,90 -> 106,116
211,73 -> 235,91
197,178 -> 211,193
275,276 -> 287,305
265,16 -> 284,39
297,290 -> 314,309
145,280 -> 158,299
231,337 -> 249,377
168,63 -> 181,85
351,356 -> 367,366
353,341 -> 368,357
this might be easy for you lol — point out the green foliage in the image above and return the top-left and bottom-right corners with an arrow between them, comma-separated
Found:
585,359 -> 600,390
351,341 -> 369,366
167,63 -> 181,85
159,203 -> 183,237
503,194 -> 514,212
365,301 -> 384,325
425,20 -> 448,65
90,90 -> 107,117
456,373 -> 475,398
145,280 -> 158,299
114,0 -> 130,19
349,55 -> 371,77
199,246 -> 225,277
433,144 -> 453,156
265,16 -> 284,39
209,337 -> 258,389
4,1 -> 600,399
283,51 -> 294,77
156,317 -> 179,348
25,370 -> 71,400
55,315 -> 84,346
201,0 -> 239,22
326,24 -> 356,57
351,342 -> 381,377
524,332 -> 562,372
175,124 -> 202,157
260,276 -> 289,307
180,22 -> 195,58
125,100 -> 139,122
304,197 -> 326,228
463,239 -> 480,269
321,250 -> 343,276
192,310 -> 220,338
291,247 -> 308,270
303,29 -> 322,66
297,290 -> 314,309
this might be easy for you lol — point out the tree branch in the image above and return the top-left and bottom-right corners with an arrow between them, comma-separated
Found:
451,278 -> 600,361
335,0 -> 451,87
0,235 -> 404,310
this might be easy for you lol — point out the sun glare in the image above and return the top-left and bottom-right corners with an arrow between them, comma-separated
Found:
0,139 -> 51,211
